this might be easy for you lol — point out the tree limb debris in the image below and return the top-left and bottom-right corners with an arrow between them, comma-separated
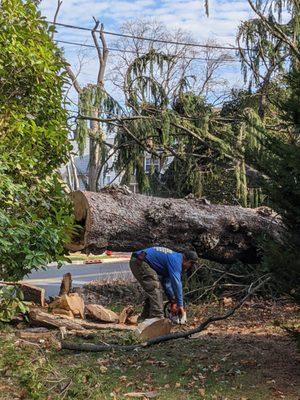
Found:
61,277 -> 270,352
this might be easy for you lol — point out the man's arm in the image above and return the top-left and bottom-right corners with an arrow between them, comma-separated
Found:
166,255 -> 183,307
160,276 -> 175,301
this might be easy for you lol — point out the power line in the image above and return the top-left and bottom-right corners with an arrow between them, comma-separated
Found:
56,39 -> 241,63
48,20 -> 243,51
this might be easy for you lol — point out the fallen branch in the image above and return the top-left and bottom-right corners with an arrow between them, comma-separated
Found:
61,276 -> 270,352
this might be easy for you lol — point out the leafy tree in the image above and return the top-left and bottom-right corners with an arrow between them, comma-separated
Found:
112,49 -> 238,199
0,0 -> 73,280
236,0 -> 300,300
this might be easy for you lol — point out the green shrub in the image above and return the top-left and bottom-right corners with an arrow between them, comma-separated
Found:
0,285 -> 30,322
0,0 -> 73,280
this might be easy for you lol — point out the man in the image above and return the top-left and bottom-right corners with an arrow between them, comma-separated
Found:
130,246 -> 198,322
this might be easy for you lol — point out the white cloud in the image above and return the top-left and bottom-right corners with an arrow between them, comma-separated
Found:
40,0 -> 252,44
40,0 -> 249,102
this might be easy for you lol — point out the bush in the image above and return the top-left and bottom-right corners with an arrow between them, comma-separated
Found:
0,0 -> 73,280
0,286 -> 29,322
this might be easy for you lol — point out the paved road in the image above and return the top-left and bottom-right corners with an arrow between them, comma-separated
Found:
22,260 -> 131,298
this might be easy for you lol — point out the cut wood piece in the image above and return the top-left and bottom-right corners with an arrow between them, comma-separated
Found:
119,306 -> 134,324
60,293 -> 84,318
137,318 -> 172,340
86,304 -> 119,323
3,282 -> 45,306
48,297 -> 62,310
59,273 -> 72,296
67,189 -> 283,264
124,392 -> 159,398
20,283 -> 45,307
49,293 -> 84,318
29,309 -> 85,331
52,308 -> 74,318
126,315 -> 139,325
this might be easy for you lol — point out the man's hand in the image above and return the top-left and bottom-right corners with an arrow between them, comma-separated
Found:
177,306 -> 185,317
170,302 -> 178,315
177,306 -> 187,324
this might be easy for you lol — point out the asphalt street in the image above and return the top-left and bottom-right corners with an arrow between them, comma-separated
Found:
22,260 -> 131,298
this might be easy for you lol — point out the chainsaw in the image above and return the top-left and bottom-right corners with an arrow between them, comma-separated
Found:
164,301 -> 187,325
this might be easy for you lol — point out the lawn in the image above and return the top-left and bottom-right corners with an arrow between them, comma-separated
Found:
0,301 -> 299,400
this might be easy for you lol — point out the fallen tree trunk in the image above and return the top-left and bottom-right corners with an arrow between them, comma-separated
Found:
67,188 -> 283,264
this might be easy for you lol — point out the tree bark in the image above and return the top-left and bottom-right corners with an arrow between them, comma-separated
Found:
67,188 -> 283,264
88,108 -> 101,192
29,309 -> 135,332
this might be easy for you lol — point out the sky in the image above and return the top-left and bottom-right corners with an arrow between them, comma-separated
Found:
39,0 -> 254,102
40,0 -> 252,44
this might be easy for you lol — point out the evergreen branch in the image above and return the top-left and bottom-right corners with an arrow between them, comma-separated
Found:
121,123 -> 161,158
171,121 -> 270,181
247,0 -> 300,59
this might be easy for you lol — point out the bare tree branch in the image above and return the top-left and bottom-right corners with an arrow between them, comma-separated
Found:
65,64 -> 82,94
61,277 -> 271,352
51,0 -> 63,39
92,19 -> 109,86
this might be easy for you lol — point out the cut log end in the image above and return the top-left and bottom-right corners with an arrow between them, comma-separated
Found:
67,191 -> 89,252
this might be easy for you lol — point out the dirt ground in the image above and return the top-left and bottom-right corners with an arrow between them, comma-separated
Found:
0,299 -> 299,400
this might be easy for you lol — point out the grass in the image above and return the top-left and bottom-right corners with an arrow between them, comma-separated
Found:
0,301 -> 299,400
68,253 -> 111,262
68,252 -> 130,262
0,329 -> 299,400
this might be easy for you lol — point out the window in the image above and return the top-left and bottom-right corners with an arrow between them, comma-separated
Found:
103,175 -> 111,185
145,157 -> 160,174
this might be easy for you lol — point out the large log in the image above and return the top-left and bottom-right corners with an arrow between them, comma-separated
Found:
67,188 -> 283,264
29,309 -> 135,332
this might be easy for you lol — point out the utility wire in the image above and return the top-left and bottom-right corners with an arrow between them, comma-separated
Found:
48,20 -> 244,51
56,39 -> 241,63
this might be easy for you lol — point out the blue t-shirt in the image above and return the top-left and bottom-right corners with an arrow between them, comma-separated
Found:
135,247 -> 184,306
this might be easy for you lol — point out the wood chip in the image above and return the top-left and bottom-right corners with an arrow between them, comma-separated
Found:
119,306 -> 134,324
